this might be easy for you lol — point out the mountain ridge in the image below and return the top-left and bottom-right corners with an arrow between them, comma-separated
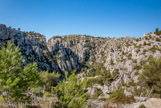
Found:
1,24 -> 161,103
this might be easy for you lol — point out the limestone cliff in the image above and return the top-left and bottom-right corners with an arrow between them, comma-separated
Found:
1,24 -> 161,97
0,24 -> 60,73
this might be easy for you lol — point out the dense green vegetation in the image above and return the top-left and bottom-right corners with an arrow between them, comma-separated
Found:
0,42 -> 89,107
139,56 -> 161,98
55,71 -> 89,108
0,42 -> 40,104
30,71 -> 60,97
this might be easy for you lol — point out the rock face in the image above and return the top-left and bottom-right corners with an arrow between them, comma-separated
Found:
0,24 -> 161,97
47,33 -> 161,95
47,35 -> 92,73
0,24 -> 60,73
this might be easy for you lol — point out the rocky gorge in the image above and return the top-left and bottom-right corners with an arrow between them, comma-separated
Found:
0,24 -> 161,108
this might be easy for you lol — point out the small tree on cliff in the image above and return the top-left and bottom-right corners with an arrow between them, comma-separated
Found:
155,28 -> 159,33
0,41 -> 40,104
155,28 -> 161,35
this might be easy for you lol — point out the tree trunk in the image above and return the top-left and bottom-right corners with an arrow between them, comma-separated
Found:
145,87 -> 154,101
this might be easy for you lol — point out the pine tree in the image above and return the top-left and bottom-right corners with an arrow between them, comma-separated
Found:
139,56 -> 161,98
0,41 -> 40,104
155,28 -> 161,35
55,71 -> 89,108
155,28 -> 159,33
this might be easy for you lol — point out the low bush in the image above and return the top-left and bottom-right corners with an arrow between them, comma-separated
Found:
108,87 -> 135,104
134,65 -> 142,70
139,104 -> 147,108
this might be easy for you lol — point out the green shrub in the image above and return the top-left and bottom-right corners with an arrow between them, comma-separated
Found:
55,71 -> 89,108
156,38 -> 160,41
132,86 -> 148,97
134,65 -> 142,70
117,45 -> 121,49
149,35 -> 152,38
136,49 -> 140,53
126,44 -> 131,47
152,93 -> 160,98
141,60 -> 147,65
132,87 -> 140,96
0,42 -> 41,104
143,41 -> 147,46
121,80 -> 127,86
122,51 -> 125,55
37,38 -> 40,42
110,58 -> 115,65
155,28 -> 161,35
112,69 -> 119,79
143,49 -> 147,54
135,71 -> 139,76
44,92 -> 50,97
136,44 -> 142,49
92,88 -> 103,99
143,41 -> 151,46
86,77 -> 102,87
139,56 -> 161,98
145,37 -> 149,40
39,71 -> 60,93
139,104 -> 147,108
146,43 -> 151,46
99,98 -> 108,101
108,87 -> 135,104
136,38 -> 141,41
128,53 -> 132,59
28,56 -> 32,61
128,80 -> 136,86
133,59 -> 137,63
149,45 -> 157,53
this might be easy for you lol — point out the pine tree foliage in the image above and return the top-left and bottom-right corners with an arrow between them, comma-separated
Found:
55,70 -> 89,108
139,56 -> 161,97
31,71 -> 60,96
40,71 -> 60,88
155,28 -> 161,35
0,41 -> 40,104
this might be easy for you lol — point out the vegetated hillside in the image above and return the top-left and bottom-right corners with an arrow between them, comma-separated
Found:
0,24 -> 161,107
47,32 -> 161,98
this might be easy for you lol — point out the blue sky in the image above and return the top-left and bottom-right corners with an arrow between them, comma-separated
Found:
0,0 -> 161,40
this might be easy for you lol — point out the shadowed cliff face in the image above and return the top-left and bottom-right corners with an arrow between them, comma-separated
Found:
1,24 -> 161,95
0,24 -> 60,73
